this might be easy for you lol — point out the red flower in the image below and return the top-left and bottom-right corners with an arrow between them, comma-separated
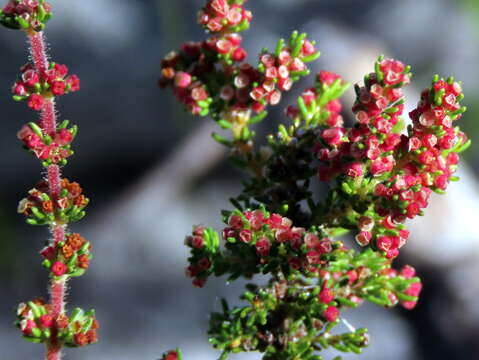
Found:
27,94 -> 44,111
67,75 -> 81,92
51,261 -> 68,276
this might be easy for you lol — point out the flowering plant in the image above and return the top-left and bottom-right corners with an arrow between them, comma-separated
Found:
159,1 -> 470,360
1,1 -> 98,359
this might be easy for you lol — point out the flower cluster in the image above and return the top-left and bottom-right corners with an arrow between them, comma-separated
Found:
17,120 -> 77,166
18,179 -> 89,226
249,34 -> 320,113
315,57 -> 410,183
378,75 -> 468,214
13,62 -> 80,111
340,74 -> 466,260
160,0 -> 320,144
198,0 -> 252,34
40,233 -> 92,278
186,208 -> 421,310
15,300 -> 98,347
160,33 -> 319,117
0,0 -> 52,32
281,57 -> 467,261
57,308 -> 99,348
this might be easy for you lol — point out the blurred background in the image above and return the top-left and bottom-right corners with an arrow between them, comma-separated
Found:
0,0 -> 478,359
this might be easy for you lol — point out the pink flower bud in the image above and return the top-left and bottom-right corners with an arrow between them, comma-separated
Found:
56,128 -> 73,145
228,214 -> 244,230
306,250 -> 321,264
400,265 -> 416,279
252,101 -> 265,113
39,245 -> 55,259
301,39 -> 315,55
191,86 -> 208,101
12,82 -> 27,96
289,58 -> 305,72
405,282 -> 422,297
262,79 -> 275,93
174,72 -> 192,89
319,288 -> 334,304
210,0 -> 228,16
355,231 -> 372,246
401,300 -> 417,310
260,54 -> 276,67
216,39 -> 232,54
301,89 -> 316,105
344,162 -> 363,178
377,236 -> 394,252
255,237 -> 271,256
318,71 -> 340,86
278,50 -> 291,65
434,174 -> 448,190
275,229 -> 290,243
304,233 -> 319,249
232,47 -> 247,62
317,239 -> 332,254
239,229 -> 252,243
67,75 -> 81,92
347,270 -> 358,284
23,134 -> 45,149
250,86 -> 266,101
207,18 -> 222,32
22,69 -> 39,87
321,127 -> 345,147
327,112 -> 344,127
191,236 -> 205,249
265,66 -> 278,79
268,90 -> 281,105
54,63 -> 69,77
277,77 -> 293,91
20,319 -> 36,335
227,8 -> 242,25
324,306 -> 339,322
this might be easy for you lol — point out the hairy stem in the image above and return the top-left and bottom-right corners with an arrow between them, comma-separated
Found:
28,29 -> 66,360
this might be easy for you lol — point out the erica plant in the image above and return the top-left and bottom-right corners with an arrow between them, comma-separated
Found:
1,1 -> 98,359
158,1 -> 471,360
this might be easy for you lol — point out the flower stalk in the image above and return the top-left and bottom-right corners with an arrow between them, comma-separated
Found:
1,1 -> 98,358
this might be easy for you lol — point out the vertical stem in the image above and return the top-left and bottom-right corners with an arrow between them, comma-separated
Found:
28,30 -> 48,72
47,164 -> 61,198
46,279 -> 66,360
41,99 -> 57,136
27,30 -> 66,360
